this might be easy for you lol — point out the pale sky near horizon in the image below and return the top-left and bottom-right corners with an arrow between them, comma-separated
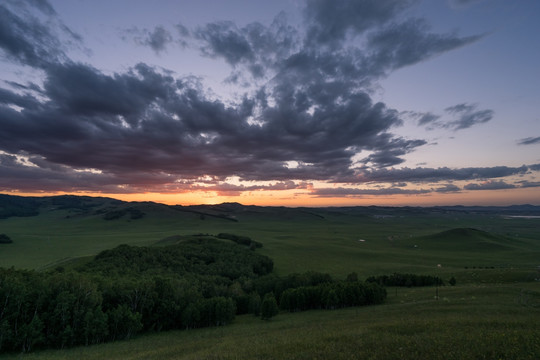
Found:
0,0 -> 539,206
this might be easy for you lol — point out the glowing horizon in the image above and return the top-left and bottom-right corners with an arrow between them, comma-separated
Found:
4,186 -> 539,208
0,1 -> 539,205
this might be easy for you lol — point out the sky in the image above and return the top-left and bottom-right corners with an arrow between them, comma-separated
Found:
0,0 -> 539,207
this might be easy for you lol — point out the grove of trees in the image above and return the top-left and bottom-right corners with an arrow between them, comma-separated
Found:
366,273 -> 444,287
0,234 -> 12,244
0,237 -> 388,354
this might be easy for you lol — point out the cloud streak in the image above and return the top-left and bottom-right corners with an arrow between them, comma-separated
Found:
352,165 -> 534,183
444,103 -> 494,130
517,136 -> 540,146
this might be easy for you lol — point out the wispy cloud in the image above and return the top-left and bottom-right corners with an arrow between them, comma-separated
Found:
125,26 -> 174,54
517,136 -> 540,146
444,103 -> 494,130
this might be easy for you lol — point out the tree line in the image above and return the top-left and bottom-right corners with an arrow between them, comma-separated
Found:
0,238 -> 269,353
366,273 -> 445,287
0,237 -> 387,354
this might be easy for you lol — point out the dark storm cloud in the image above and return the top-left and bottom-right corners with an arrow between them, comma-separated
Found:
2,0 -> 523,197
43,62 -> 177,119
0,87 -> 41,110
517,136 -> 540,145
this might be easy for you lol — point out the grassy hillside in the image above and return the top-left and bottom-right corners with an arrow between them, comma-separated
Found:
1,195 -> 539,359
1,196 -> 539,280
4,283 -> 539,360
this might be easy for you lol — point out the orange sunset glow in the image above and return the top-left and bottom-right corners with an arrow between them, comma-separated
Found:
1,0 -> 539,206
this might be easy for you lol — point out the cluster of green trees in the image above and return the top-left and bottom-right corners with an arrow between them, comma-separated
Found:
0,238 -> 388,354
234,271 -> 386,316
279,281 -> 386,312
0,234 -> 12,244
0,268 -> 243,353
80,238 -> 273,279
0,239 -> 271,353
101,207 -> 145,220
216,233 -> 263,249
51,195 -> 103,211
366,273 -> 444,287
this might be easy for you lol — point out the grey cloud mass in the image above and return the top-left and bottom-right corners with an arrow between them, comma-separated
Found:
464,180 -> 516,191
312,186 -> 431,197
444,103 -> 493,130
412,103 -> 494,131
129,26 -> 174,53
365,18 -> 481,75
0,0 -> 535,198
303,0 -> 413,47
416,112 -> 441,126
353,165 -> 532,183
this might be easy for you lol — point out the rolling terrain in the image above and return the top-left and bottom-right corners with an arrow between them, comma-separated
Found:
1,194 -> 538,278
0,194 -> 539,359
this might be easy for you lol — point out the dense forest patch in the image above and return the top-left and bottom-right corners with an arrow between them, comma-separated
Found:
100,207 -> 146,220
0,238 -> 386,354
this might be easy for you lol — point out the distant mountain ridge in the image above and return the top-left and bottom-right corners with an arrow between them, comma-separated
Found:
1,194 -> 540,221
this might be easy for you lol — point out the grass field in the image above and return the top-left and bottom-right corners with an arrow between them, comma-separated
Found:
4,283 -> 539,360
1,197 -> 539,359
1,201 -> 539,278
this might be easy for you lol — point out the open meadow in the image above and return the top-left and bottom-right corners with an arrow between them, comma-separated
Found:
0,195 -> 539,359
4,283 -> 540,360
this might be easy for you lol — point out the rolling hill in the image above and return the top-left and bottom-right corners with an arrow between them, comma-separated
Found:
0,194 -> 539,276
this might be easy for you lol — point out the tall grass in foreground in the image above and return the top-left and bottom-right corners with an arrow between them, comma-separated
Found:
7,283 -> 539,360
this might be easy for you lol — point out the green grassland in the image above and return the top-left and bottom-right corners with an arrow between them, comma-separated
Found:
1,196 -> 539,359
5,283 -> 540,360
1,199 -> 539,279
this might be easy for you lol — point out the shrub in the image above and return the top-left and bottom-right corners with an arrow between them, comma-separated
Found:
0,234 -> 12,244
